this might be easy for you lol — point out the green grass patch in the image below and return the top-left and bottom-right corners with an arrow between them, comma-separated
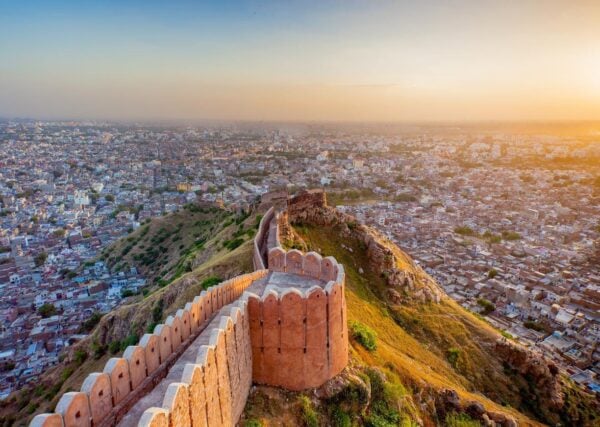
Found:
350,321 -> 377,351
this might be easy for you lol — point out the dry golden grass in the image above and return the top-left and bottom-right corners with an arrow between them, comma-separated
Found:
295,223 -> 544,426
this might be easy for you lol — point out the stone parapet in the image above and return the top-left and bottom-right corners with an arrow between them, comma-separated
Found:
138,296 -> 253,427
247,278 -> 348,391
30,270 -> 267,427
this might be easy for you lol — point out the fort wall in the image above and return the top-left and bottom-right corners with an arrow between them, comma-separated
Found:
247,283 -> 348,390
138,296 -> 253,427
248,251 -> 347,391
30,270 -> 267,427
32,192 -> 349,427
253,206 -> 275,270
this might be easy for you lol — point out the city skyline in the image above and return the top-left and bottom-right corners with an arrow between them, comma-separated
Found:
2,1 -> 600,122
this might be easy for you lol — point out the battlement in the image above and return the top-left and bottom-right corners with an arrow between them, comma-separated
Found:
32,192 -> 348,427
30,270 -> 267,427
247,277 -> 347,391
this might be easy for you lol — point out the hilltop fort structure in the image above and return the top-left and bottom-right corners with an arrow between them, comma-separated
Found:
31,190 -> 348,427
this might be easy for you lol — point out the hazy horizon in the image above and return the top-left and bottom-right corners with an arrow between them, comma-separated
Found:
2,1 -> 600,122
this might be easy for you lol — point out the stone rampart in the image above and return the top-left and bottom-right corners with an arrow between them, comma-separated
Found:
267,247 -> 343,284
247,277 -> 347,391
33,192 -> 350,427
30,270 -> 267,427
138,296 -> 253,427
253,207 -> 276,270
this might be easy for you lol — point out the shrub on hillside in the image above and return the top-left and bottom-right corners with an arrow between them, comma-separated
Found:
350,321 -> 377,351
477,298 -> 495,315
447,347 -> 461,368
201,276 -> 221,289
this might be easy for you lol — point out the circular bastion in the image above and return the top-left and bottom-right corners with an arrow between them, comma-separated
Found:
246,247 -> 348,391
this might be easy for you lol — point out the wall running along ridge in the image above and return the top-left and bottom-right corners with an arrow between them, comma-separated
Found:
30,270 -> 267,427
31,194 -> 349,427
137,296 -> 254,427
252,207 -> 275,270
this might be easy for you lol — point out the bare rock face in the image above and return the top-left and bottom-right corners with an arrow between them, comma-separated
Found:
434,388 -> 518,427
360,230 -> 443,304
465,401 -> 486,419
487,411 -> 518,427
387,288 -> 403,304
316,369 -> 371,412
285,190 -> 443,304
495,339 -> 564,409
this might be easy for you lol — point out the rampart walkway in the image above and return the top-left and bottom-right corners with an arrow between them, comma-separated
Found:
32,200 -> 348,427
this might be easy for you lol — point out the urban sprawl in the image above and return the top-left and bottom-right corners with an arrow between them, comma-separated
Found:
0,120 -> 598,398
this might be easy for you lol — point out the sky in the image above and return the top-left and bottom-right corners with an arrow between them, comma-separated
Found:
1,0 -> 600,122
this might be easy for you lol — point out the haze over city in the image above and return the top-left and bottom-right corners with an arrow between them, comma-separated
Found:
2,0 -> 600,122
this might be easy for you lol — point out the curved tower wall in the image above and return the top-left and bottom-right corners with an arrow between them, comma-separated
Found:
248,248 -> 348,391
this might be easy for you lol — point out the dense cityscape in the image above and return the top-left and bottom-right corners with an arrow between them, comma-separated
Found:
0,119 -> 598,402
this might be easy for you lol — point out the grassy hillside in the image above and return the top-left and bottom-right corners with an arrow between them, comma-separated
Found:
243,218 -> 597,426
4,200 -> 596,426
102,203 -> 257,289
0,204 -> 261,426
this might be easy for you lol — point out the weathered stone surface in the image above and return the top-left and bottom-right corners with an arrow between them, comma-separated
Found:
81,372 -> 112,424
303,252 -> 322,279
487,411 -> 518,427
261,291 -> 280,385
280,289 -> 305,391
177,309 -> 191,341
465,401 -> 485,420
327,281 -> 346,377
285,249 -> 304,275
154,324 -> 173,364
305,286 -> 328,388
465,401 -> 486,419
162,383 -> 190,427
197,346 -> 221,426
211,328 -> 233,425
30,414 -> 64,427
103,357 -> 131,406
165,315 -> 182,351
124,345 -> 147,390
320,256 -> 337,282
495,338 -> 563,409
55,392 -> 91,427
268,247 -> 286,272
138,407 -> 168,427
181,364 -> 208,427
139,333 -> 160,374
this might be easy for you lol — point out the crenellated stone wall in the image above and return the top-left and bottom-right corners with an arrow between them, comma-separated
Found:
137,296 -> 254,427
247,278 -> 348,391
30,270 -> 267,427
253,207 -> 276,270
32,192 -> 350,427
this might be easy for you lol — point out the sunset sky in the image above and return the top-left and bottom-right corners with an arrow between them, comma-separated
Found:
1,1 -> 600,122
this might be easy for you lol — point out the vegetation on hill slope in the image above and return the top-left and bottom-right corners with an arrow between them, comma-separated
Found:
0,204 -> 261,426
4,199 -> 596,426
102,203 -> 256,289
242,208 -> 598,426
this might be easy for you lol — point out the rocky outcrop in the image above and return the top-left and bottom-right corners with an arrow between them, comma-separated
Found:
286,190 -> 443,304
434,389 -> 518,427
495,338 -> 564,409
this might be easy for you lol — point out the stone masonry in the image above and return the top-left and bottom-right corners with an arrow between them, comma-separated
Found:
31,195 -> 348,427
